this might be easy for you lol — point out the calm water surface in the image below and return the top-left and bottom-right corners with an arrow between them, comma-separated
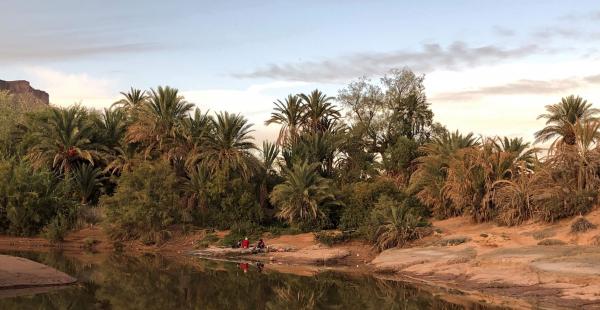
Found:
0,251 -> 504,309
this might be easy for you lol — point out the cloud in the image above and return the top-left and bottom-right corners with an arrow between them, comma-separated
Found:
233,42 -> 543,83
23,67 -> 118,108
431,74 -> 600,101
0,43 -> 163,63
492,26 -> 515,37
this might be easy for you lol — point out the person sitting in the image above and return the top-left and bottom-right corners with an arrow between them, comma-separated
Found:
241,237 -> 250,249
257,239 -> 265,250
251,239 -> 266,254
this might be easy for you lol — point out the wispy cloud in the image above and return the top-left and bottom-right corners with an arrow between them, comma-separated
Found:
432,74 -> 600,101
233,42 -> 543,83
492,26 -> 516,37
0,43 -> 163,63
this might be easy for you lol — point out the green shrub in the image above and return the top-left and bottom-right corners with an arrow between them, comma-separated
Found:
101,160 -> 182,243
219,222 -> 264,247
190,176 -> 264,230
570,217 -> 597,234
369,195 -> 431,252
536,189 -> 596,222
537,239 -> 566,246
196,233 -> 219,248
314,230 -> 354,246
532,228 -> 556,240
0,159 -> 77,236
82,237 -> 99,250
436,236 -> 470,246
339,178 -> 406,232
42,214 -> 70,243
591,235 -> 600,246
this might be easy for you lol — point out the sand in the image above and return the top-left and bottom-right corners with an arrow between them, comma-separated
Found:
370,209 -> 600,308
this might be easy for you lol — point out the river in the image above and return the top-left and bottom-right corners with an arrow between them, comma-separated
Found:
0,251 -> 505,309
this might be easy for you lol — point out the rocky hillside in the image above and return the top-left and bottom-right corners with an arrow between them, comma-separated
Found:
0,80 -> 49,105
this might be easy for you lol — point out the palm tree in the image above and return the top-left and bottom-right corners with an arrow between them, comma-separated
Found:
265,94 -> 306,145
198,112 -> 257,179
97,107 -> 128,149
409,130 -> 479,218
181,108 -> 214,169
112,87 -> 147,113
104,142 -> 138,175
126,86 -> 194,159
299,89 -> 340,132
492,164 -> 535,226
535,95 -> 599,147
72,163 -> 104,204
270,161 -> 338,224
26,106 -> 97,173
183,165 -> 212,210
258,141 -> 280,209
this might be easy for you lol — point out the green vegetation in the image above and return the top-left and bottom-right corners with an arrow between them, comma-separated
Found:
2,68 -> 600,252
571,217 -> 597,233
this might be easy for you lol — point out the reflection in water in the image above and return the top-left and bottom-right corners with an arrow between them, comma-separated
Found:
0,251 -> 502,310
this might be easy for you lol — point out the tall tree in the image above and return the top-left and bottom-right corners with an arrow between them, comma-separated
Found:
299,89 -> 340,132
112,87 -> 147,113
126,86 -> 194,159
265,94 -> 306,145
198,112 -> 257,179
338,68 -> 434,156
270,161 -> 338,225
535,95 -> 599,147
26,106 -> 98,173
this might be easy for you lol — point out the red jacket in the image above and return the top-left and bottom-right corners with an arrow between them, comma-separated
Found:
241,239 -> 250,249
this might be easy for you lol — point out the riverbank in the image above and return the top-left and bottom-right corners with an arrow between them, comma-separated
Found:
3,210 -> 600,308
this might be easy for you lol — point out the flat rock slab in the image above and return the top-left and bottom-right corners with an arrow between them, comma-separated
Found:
0,255 -> 76,289
268,248 -> 351,264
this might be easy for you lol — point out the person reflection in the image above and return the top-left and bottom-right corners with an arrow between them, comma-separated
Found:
239,262 -> 249,273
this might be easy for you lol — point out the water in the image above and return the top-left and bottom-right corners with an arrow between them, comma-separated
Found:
0,251 -> 502,309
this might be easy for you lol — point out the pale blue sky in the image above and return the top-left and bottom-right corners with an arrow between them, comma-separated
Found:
3,1 -> 600,141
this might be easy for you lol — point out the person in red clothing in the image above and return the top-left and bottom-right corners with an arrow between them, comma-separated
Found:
241,237 -> 250,249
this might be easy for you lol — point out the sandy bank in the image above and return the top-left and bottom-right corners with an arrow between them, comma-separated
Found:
370,209 -> 600,308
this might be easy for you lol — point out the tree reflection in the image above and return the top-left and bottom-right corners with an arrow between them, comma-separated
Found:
0,252 -> 503,310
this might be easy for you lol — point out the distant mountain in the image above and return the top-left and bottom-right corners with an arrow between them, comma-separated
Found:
0,80 -> 49,105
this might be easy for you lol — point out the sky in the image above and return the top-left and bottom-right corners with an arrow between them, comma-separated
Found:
3,0 -> 600,143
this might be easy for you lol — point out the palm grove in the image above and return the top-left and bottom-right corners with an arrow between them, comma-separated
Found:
0,68 -> 597,251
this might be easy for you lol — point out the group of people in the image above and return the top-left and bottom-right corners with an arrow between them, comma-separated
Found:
234,237 -> 266,253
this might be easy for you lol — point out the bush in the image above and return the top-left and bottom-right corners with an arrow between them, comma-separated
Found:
101,160 -> 182,244
196,233 -> 219,248
570,217 -> 597,234
537,239 -> 566,246
190,176 -> 264,230
314,230 -> 354,246
0,159 -> 77,236
532,228 -> 556,240
535,189 -> 596,222
369,195 -> 430,252
82,237 -> 99,250
436,236 -> 470,246
339,178 -> 406,232
42,214 -> 69,243
219,222 -> 264,247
